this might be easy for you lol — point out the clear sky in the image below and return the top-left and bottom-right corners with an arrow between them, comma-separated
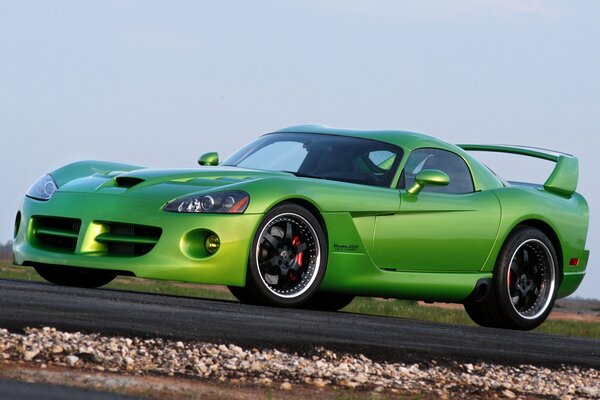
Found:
0,1 -> 598,298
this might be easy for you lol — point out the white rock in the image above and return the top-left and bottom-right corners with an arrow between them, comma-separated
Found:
313,378 -> 326,388
24,350 -> 39,361
251,361 -> 263,371
337,362 -> 349,372
66,355 -> 79,366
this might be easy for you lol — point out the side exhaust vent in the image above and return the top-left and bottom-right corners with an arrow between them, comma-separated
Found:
115,177 -> 145,188
469,278 -> 491,303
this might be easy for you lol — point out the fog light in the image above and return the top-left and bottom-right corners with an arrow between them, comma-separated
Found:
205,234 -> 220,254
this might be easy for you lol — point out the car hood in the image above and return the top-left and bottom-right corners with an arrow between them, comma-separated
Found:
57,166 -> 290,202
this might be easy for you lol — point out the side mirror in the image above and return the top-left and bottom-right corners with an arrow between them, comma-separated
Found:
407,169 -> 449,195
198,152 -> 219,166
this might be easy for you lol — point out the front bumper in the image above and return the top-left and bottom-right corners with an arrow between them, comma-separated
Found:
13,192 -> 263,286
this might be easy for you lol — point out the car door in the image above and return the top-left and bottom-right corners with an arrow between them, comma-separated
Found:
372,148 -> 501,272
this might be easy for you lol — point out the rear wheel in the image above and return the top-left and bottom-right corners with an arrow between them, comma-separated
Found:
245,204 -> 327,307
464,300 -> 496,328
34,265 -> 116,288
464,227 -> 559,330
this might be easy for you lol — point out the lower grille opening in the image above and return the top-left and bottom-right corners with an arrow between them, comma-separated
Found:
96,222 -> 162,257
32,216 -> 82,253
106,242 -> 156,257
38,235 -> 77,253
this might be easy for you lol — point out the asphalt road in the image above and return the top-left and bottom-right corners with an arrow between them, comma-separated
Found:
0,378 -> 142,400
0,279 -> 598,369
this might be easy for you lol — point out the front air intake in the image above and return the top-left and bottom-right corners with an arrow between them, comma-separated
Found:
32,216 -> 82,253
95,222 -> 162,257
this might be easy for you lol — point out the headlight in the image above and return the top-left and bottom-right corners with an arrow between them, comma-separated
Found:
26,174 -> 58,201
164,190 -> 250,214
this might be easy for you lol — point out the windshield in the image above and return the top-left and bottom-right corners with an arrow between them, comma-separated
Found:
223,133 -> 403,187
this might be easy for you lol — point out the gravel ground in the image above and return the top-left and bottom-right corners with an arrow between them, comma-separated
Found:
0,327 -> 598,399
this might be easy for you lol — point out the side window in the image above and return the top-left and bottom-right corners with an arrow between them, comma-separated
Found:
367,150 -> 396,171
400,148 -> 474,194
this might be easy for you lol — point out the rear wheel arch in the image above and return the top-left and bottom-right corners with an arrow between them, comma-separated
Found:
510,219 -> 564,276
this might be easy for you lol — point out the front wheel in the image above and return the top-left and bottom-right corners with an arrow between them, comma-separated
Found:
464,227 -> 559,330
34,265 -> 116,288
245,204 -> 328,307
227,285 -> 258,304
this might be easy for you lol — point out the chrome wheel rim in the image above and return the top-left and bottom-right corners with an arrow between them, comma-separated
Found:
256,212 -> 320,298
506,239 -> 556,320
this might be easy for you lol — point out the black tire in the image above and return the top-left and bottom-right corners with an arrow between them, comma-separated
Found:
464,227 -> 559,330
245,203 -> 328,307
34,265 -> 116,288
303,292 -> 355,311
464,300 -> 496,328
227,285 -> 259,304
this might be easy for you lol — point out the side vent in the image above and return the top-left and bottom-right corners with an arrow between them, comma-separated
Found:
115,177 -> 145,188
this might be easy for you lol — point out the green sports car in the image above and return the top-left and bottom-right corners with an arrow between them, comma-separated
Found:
13,125 -> 589,330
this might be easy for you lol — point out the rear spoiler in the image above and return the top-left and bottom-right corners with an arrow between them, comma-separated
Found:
458,144 -> 579,197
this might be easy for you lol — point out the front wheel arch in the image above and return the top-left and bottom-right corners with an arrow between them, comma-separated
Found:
232,199 -> 328,303
266,198 -> 328,244
243,202 -> 329,307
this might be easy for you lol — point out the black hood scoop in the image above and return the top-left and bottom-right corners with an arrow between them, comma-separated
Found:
115,176 -> 145,188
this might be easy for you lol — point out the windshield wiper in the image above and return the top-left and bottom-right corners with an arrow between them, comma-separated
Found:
282,171 -> 325,180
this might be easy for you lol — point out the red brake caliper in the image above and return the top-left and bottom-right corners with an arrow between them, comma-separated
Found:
292,236 -> 303,267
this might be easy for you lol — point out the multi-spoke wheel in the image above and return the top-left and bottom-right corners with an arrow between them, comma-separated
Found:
243,203 -> 327,307
464,227 -> 559,330
506,239 -> 556,320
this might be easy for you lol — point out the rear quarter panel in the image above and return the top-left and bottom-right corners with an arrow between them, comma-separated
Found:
486,186 -> 589,297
